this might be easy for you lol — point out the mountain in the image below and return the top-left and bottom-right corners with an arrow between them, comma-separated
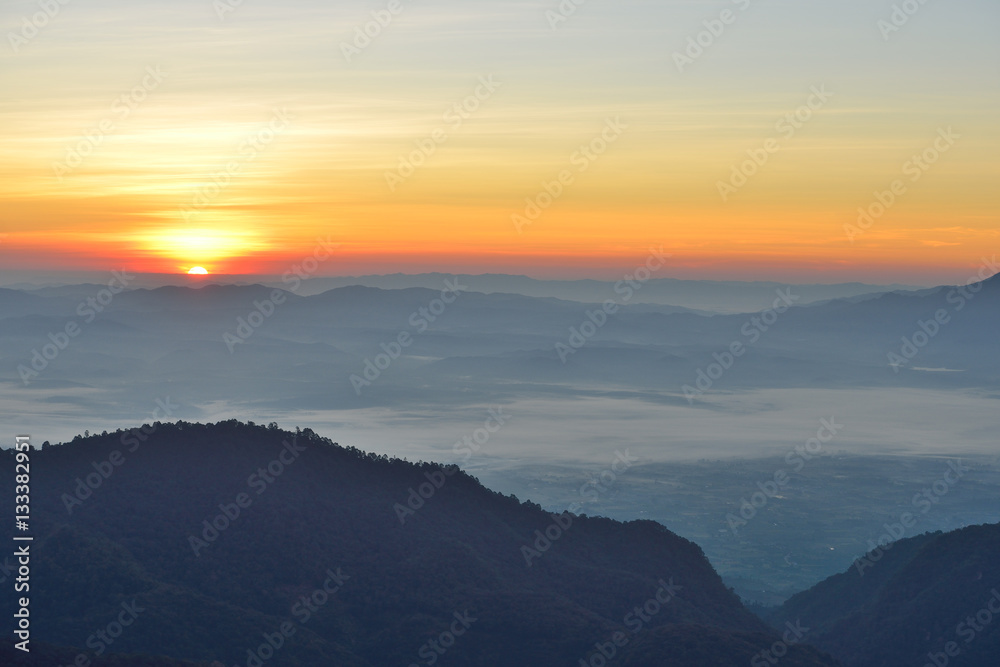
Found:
4,273 -> 998,409
765,523 -> 1000,666
4,274 -> 998,393
0,421 -> 839,666
0,641 -> 210,667
2,271 -> 923,314
265,272 -> 921,313
2,276 -> 998,605
0,287 -> 74,317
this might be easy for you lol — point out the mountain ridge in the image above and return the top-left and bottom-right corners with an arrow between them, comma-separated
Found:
1,420 -> 840,666
766,522 -> 1000,666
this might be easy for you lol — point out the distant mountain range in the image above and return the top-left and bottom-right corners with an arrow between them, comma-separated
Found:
4,271 -> 926,313
263,273 -> 926,314
2,272 -> 996,411
0,422 -> 839,666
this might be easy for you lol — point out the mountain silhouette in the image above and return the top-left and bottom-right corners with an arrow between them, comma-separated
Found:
766,522 -> 1000,666
1,421 -> 839,666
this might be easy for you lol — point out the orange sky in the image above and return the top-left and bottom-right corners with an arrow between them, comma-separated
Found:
1,1 -> 997,284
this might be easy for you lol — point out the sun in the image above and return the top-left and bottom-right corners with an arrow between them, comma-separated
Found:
129,227 -> 262,274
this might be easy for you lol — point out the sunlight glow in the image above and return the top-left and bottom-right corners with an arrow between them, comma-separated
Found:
129,227 -> 264,267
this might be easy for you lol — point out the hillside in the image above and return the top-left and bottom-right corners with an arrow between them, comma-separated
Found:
767,523 -> 1000,666
0,641 -> 211,667
1,421 -> 838,666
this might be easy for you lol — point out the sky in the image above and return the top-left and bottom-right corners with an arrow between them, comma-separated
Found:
0,0 -> 997,284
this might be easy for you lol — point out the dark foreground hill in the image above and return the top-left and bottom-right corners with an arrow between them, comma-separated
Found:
0,640 -> 211,667
1,421 -> 838,666
766,523 -> 1000,667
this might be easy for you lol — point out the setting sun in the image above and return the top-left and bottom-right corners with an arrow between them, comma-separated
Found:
187,266 -> 208,275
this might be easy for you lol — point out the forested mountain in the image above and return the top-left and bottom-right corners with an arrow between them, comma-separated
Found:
1,421 -> 838,666
0,641 -> 210,667
767,523 -> 1000,666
